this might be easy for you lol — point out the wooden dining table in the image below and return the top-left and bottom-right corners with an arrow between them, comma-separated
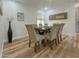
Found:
35,27 -> 51,35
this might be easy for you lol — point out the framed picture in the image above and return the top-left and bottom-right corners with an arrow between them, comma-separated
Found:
49,12 -> 67,20
17,12 -> 24,21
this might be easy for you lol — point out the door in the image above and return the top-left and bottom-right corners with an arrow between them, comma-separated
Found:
76,7 -> 79,33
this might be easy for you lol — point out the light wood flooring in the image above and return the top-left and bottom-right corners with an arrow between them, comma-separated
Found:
2,35 -> 79,58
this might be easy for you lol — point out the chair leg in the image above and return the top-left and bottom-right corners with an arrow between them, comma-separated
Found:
57,40 -> 59,45
60,34 -> 62,41
34,43 -> 37,53
41,39 -> 45,47
49,41 -> 53,49
57,36 -> 60,44
47,40 -> 53,49
34,42 -> 40,53
55,39 -> 57,46
29,39 -> 31,47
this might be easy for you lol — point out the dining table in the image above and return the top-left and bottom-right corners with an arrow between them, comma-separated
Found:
35,27 -> 51,35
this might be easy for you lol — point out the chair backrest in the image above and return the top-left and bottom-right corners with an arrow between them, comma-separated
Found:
25,25 -> 37,42
32,24 -> 37,28
59,23 -> 65,35
50,24 -> 61,40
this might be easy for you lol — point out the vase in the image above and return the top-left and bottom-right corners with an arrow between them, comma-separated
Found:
8,21 -> 12,43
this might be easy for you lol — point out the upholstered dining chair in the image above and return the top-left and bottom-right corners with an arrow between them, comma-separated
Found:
25,25 -> 44,52
45,24 -> 60,49
51,23 -> 65,44
56,24 -> 63,44
58,23 -> 65,42
32,24 -> 37,28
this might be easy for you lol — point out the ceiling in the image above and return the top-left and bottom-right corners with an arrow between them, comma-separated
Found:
9,0 -> 78,10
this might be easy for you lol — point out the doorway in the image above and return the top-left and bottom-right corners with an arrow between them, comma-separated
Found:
76,7 -> 79,33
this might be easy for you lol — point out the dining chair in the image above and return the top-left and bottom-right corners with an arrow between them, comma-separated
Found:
55,24 -> 62,44
25,24 -> 44,52
58,23 -> 65,42
32,24 -> 37,28
45,24 -> 60,49
52,23 -> 65,44
32,24 -> 38,33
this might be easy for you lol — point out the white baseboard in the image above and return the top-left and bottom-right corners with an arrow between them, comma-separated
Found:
13,35 -> 28,41
0,44 -> 4,58
63,33 -> 76,40
4,35 -> 28,43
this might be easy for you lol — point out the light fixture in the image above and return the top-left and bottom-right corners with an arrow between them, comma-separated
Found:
44,7 -> 48,10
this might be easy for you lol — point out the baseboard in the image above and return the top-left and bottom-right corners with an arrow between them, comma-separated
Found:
0,45 -> 4,58
13,35 -> 28,41
0,41 -> 4,58
63,33 -> 76,40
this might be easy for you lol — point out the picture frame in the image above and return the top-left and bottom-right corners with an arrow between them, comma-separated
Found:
49,12 -> 67,20
17,12 -> 24,21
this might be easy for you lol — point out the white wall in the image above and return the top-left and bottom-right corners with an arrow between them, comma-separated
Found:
3,0 -> 37,42
2,0 -> 76,43
45,5 -> 76,36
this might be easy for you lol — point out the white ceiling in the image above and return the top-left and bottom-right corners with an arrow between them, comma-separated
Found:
10,0 -> 77,10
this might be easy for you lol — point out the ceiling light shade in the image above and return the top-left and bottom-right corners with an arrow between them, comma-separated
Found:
44,7 -> 48,10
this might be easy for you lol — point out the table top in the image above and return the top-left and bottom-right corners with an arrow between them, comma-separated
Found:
35,27 -> 51,35
35,26 -> 51,30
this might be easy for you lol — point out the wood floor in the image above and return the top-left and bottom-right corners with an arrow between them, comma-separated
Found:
2,35 -> 79,58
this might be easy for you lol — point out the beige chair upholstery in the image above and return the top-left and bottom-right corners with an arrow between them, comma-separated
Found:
50,24 -> 65,44
45,24 -> 60,40
50,24 -> 60,40
43,24 -> 60,49
32,24 -> 37,28
44,24 -> 62,49
53,24 -> 62,44
58,23 -> 65,42
51,23 -> 65,44
25,24 -> 44,52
